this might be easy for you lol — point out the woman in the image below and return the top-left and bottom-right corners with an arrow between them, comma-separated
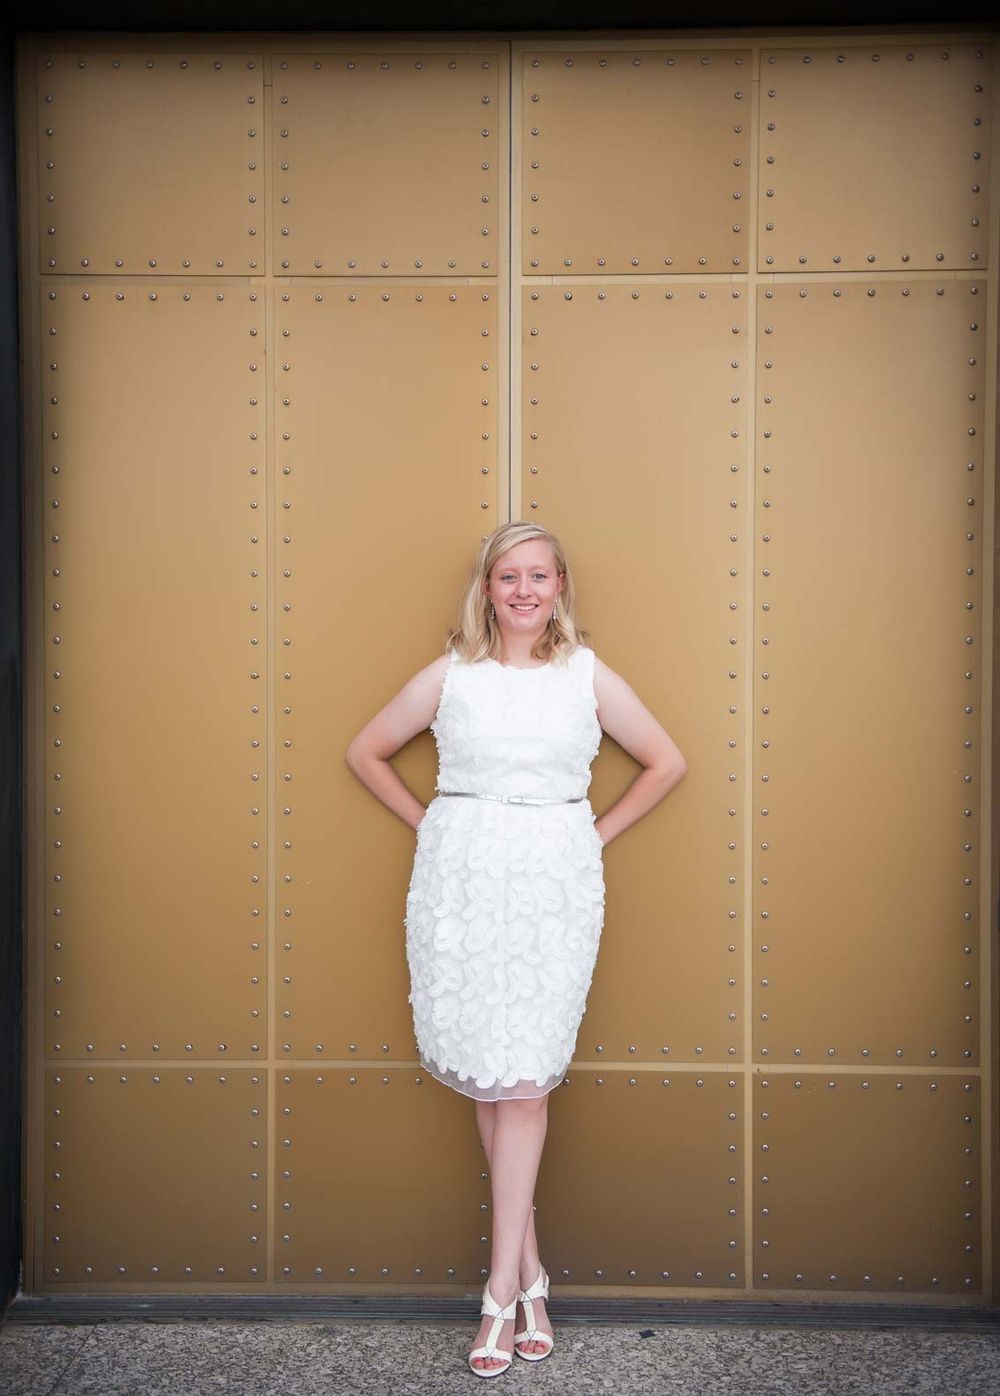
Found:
345,521 -> 687,1376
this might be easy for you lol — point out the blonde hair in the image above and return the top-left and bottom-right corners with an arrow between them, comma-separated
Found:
444,522 -> 591,666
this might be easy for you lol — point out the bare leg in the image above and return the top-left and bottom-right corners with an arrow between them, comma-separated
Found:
471,1095 -> 555,1365
475,1098 -> 544,1289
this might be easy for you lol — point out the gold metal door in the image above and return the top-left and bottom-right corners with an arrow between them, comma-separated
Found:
17,25 -> 1000,1306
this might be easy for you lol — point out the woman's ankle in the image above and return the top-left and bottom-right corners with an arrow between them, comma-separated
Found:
487,1271 -> 519,1303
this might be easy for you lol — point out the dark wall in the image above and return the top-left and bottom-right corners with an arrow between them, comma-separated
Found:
0,24 -> 23,1314
6,2 -> 1000,32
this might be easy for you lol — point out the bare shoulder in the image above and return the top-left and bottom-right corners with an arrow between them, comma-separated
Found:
592,653 -> 645,712
392,650 -> 453,719
591,654 -> 687,772
345,651 -> 452,763
412,649 -> 453,690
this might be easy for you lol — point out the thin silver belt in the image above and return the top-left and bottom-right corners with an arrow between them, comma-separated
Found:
437,789 -> 585,806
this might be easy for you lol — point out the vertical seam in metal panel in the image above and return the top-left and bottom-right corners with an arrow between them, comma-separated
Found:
507,39 -> 517,526
261,46 -> 276,1291
981,29 -> 999,1307
744,37 -> 762,1296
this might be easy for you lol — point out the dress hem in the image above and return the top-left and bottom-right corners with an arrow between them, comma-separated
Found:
418,1052 -> 566,1102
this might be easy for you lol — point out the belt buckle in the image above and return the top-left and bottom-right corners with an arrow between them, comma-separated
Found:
505,794 -> 525,805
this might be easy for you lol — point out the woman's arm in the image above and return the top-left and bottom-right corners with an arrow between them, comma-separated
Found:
345,653 -> 451,833
592,656 -> 688,848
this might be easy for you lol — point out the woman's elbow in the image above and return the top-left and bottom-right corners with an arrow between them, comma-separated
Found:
663,754 -> 688,785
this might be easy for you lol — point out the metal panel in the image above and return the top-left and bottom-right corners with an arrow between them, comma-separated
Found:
537,1071 -> 743,1289
754,280 -> 984,1067
519,47 -> 752,275
754,1074 -> 981,1292
757,43 -> 990,273
276,284 -> 499,1056
41,284 -> 266,1058
37,51 -> 264,275
45,1068 -> 267,1283
16,28 -> 1000,1306
273,52 -> 500,275
277,1069 -> 486,1286
520,283 -> 745,1065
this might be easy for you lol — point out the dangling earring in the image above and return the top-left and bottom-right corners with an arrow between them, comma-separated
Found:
490,603 -> 496,621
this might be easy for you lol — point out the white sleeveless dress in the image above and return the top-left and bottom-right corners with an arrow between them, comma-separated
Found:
403,644 -> 606,1101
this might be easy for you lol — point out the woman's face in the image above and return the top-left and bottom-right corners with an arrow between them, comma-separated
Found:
484,540 -> 565,642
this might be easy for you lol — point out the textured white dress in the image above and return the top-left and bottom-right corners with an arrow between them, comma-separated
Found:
403,644 -> 606,1101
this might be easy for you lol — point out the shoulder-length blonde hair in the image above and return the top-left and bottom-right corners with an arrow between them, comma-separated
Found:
444,522 -> 591,666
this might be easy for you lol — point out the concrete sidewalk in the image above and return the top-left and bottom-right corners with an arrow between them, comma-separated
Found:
2,1315 -> 1000,1396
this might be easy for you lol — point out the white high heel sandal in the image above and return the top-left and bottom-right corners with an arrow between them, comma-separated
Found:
468,1279 -> 518,1378
514,1266 -> 554,1361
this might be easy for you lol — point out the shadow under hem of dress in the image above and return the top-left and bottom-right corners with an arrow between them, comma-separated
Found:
419,1051 -> 564,1102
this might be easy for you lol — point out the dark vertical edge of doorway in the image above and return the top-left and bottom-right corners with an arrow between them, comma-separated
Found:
0,27 -> 24,1314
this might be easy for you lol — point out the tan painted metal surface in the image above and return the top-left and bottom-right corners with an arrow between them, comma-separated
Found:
757,46 -> 989,272
751,281 -> 982,1067
16,26 -> 1000,1305
39,53 -> 266,274
520,48 -> 753,275
274,53 -> 501,276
